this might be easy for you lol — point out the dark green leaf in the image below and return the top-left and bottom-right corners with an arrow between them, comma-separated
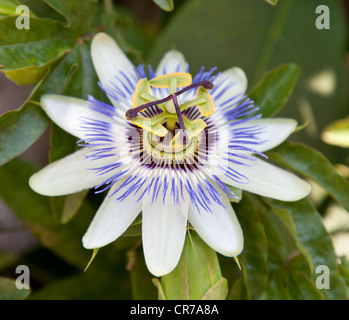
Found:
0,16 -> 72,85
153,0 -> 174,12
233,197 -> 268,299
269,141 -> 349,212
0,158 -> 92,269
29,271 -> 131,300
0,102 -> 49,166
45,0 -> 98,34
0,277 -> 30,300
266,198 -> 348,300
32,41 -> 101,101
129,248 -> 157,300
248,63 -> 300,117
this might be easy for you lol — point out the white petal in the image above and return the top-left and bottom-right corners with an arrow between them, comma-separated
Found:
232,118 -> 298,152
155,50 -> 188,76
220,156 -> 311,201
142,184 -> 189,277
41,95 -> 113,140
91,33 -> 135,109
212,67 -> 248,106
82,184 -> 142,249
29,148 -> 120,196
188,192 -> 243,257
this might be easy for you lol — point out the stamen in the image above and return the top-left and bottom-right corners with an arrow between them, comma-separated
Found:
125,79 -> 215,142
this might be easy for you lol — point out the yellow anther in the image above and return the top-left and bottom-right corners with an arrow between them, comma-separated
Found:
196,86 -> 215,117
149,73 -> 192,88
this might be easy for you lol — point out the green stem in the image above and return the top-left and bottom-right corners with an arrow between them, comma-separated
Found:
252,0 -> 294,85
103,0 -> 114,13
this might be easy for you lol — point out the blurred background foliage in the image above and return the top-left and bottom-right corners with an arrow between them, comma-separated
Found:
0,0 -> 348,300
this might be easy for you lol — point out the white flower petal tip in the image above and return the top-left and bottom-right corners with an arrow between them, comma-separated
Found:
156,50 -> 188,76
212,67 -> 248,106
236,118 -> 298,152
28,148 -> 119,197
142,190 -> 189,277
189,192 -> 244,257
82,185 -> 142,249
221,157 -> 312,202
91,33 -> 134,109
40,94 -> 112,140
228,67 -> 247,87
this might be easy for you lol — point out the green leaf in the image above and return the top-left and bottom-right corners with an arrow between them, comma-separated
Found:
160,231 -> 228,300
269,141 -> 349,212
263,200 -> 314,274
0,158 -> 90,269
227,277 -> 249,300
322,116 -> 349,148
0,102 -> 49,166
45,0 -> 98,34
265,0 -> 278,5
152,0 -> 174,12
248,63 -> 300,117
0,0 -> 18,15
264,267 -> 323,300
29,270 -> 131,300
233,197 -> 268,299
0,16 -> 73,85
32,41 -> 101,101
129,248 -> 157,300
266,198 -> 348,300
0,277 -> 30,300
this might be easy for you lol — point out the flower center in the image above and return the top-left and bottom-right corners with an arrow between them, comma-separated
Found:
125,72 -> 215,147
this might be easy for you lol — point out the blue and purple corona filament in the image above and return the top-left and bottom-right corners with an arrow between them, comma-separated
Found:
82,66 -> 266,212
29,33 -> 310,276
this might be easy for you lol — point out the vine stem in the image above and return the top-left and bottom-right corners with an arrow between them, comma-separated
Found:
103,0 -> 114,13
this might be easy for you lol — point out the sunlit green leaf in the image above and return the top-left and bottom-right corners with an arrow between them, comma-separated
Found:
160,231 -> 228,300
322,117 -> 349,148
265,0 -> 278,5
0,16 -> 72,85
153,0 -> 174,12
0,0 -> 18,16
